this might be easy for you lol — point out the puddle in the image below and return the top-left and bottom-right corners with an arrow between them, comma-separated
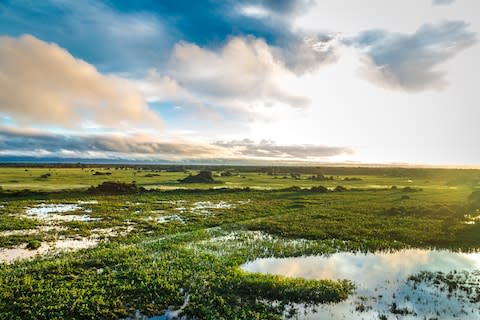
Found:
25,203 -> 82,216
24,203 -> 100,222
192,201 -> 235,210
161,200 -> 243,219
126,201 -> 144,206
242,249 -> 480,319
130,294 -> 190,320
464,214 -> 480,225
188,201 -> 235,216
77,200 -> 98,204
0,238 -> 99,264
36,214 -> 101,222
367,184 -> 390,189
0,225 -> 134,264
157,215 -> 184,224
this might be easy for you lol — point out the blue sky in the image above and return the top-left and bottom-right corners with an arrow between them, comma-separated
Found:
0,0 -> 479,165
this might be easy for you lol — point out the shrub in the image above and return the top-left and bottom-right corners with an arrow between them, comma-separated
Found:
179,171 -> 216,183
310,185 -> 329,193
87,181 -> 144,195
93,171 -> 112,176
333,185 -> 347,192
26,240 -> 41,250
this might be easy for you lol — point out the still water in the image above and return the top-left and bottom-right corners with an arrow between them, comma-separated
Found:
242,249 -> 480,319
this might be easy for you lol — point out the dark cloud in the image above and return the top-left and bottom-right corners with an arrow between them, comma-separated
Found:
214,139 -> 352,159
350,21 -> 476,91
0,127 -> 222,158
0,0 -> 313,73
0,127 -> 352,160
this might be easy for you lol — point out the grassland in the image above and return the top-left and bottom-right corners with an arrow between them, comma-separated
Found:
0,165 -> 479,319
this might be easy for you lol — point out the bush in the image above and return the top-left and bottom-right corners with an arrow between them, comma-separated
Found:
26,240 -> 41,250
402,187 -> 422,193
87,181 -> 145,195
333,185 -> 347,192
310,185 -> 329,193
282,186 -> 302,191
310,175 -> 334,181
144,173 -> 161,177
179,171 -> 216,183
343,177 -> 362,181
92,171 -> 112,176
468,191 -> 480,209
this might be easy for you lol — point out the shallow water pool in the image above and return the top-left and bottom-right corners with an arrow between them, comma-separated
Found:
242,249 -> 480,319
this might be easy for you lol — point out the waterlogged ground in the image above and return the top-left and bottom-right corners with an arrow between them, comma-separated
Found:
0,197 -> 250,263
0,166 -> 480,319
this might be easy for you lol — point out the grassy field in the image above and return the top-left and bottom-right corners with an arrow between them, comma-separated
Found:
0,165 -> 479,319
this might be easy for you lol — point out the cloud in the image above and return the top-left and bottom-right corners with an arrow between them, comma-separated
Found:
0,126 -> 224,160
0,35 -> 162,128
165,37 -> 309,108
237,0 -> 313,18
214,139 -> 353,159
432,0 -> 455,5
350,21 -> 476,91
0,127 -> 352,161
277,34 -> 341,75
0,0 -> 312,73
246,0 -> 311,15
0,0 -> 170,72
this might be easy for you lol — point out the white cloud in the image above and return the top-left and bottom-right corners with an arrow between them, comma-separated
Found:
0,35 -> 162,128
166,37 -> 309,109
352,21 -> 476,91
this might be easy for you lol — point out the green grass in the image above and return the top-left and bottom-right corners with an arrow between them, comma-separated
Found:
0,165 -> 479,319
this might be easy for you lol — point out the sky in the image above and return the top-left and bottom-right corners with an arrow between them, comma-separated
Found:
0,0 -> 479,166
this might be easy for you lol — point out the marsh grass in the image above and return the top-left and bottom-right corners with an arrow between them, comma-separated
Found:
0,166 -> 479,318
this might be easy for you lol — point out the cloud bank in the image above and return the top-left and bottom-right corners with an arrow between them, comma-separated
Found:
0,127 -> 351,161
214,139 -> 352,159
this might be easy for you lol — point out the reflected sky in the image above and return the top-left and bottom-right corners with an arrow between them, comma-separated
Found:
242,250 -> 480,319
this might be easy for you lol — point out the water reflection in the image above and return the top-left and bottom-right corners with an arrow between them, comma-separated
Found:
242,249 -> 480,319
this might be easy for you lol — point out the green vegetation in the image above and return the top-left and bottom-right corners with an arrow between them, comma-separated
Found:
87,181 -> 145,195
179,170 -> 216,183
0,165 -> 479,319
26,239 -> 41,250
